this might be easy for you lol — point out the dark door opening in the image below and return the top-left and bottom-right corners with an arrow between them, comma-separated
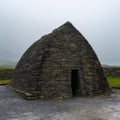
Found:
71,69 -> 80,96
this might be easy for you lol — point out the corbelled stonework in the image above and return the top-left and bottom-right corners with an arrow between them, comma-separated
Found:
10,22 -> 109,99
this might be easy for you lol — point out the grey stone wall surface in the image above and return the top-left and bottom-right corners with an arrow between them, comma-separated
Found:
103,67 -> 120,77
0,70 -> 13,80
10,22 -> 109,99
1,67 -> 120,80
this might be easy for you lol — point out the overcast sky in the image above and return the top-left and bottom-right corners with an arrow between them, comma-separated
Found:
0,0 -> 120,65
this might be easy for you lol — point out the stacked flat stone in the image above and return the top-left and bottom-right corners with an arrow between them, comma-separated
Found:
10,22 -> 109,99
0,69 -> 13,80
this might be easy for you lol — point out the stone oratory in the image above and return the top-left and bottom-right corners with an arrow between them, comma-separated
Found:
10,22 -> 109,99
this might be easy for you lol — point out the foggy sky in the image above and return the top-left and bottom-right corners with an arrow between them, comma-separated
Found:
0,0 -> 120,65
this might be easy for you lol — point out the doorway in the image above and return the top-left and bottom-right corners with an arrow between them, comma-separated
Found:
71,69 -> 80,96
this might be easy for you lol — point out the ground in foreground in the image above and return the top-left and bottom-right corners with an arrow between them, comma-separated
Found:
0,86 -> 120,120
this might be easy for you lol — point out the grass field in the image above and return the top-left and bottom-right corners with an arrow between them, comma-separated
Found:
0,80 -> 10,85
107,77 -> 120,88
0,68 -> 15,70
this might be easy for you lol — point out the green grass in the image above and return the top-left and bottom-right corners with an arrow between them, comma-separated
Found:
0,79 -> 11,85
107,77 -> 120,88
0,68 -> 15,70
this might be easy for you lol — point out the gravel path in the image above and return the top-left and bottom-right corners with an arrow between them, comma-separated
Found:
0,86 -> 120,120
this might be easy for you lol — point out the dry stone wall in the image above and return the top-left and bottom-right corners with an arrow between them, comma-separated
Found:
0,69 -> 14,80
103,67 -> 120,77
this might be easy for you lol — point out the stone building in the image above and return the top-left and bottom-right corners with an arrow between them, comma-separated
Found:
10,22 -> 109,99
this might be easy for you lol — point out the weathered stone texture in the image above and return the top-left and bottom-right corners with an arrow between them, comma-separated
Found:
10,22 -> 109,99
103,67 -> 120,77
0,70 -> 13,80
